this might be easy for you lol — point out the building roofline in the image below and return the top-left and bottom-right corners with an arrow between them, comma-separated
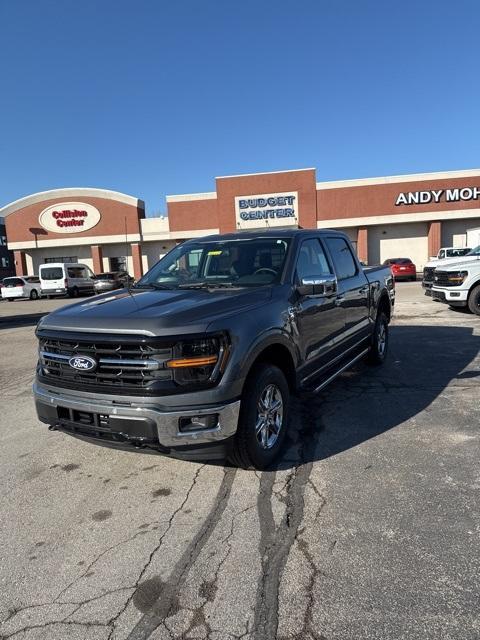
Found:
166,192 -> 217,203
0,188 -> 144,218
316,168 -> 480,190
215,167 -> 316,180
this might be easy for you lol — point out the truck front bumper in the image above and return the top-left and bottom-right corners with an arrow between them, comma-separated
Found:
431,287 -> 468,306
33,382 -> 240,460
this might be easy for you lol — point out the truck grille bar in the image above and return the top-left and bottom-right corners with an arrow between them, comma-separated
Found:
38,337 -> 173,390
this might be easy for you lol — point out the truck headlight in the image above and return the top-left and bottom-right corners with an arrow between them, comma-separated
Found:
166,334 -> 230,385
447,271 -> 468,285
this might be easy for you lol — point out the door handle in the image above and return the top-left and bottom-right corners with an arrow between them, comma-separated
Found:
358,286 -> 369,294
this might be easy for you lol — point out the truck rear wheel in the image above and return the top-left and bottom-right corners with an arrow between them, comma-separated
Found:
367,312 -> 389,365
467,284 -> 480,315
228,363 -> 290,470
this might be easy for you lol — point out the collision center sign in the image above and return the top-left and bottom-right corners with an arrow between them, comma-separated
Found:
38,202 -> 101,233
396,186 -> 480,206
235,191 -> 298,229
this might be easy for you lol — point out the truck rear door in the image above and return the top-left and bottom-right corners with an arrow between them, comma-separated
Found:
324,236 -> 370,344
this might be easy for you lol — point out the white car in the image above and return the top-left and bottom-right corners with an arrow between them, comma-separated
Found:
422,245 -> 480,295
1,276 -> 42,301
431,259 -> 480,315
39,263 -> 96,298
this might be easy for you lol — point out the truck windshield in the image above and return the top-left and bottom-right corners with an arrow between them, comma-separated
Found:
466,245 -> 480,256
136,238 -> 291,288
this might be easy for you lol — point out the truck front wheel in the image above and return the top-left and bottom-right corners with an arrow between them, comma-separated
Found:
467,284 -> 480,315
368,312 -> 389,365
228,363 -> 290,470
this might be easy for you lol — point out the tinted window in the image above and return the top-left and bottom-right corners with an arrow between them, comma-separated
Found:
40,267 -> 63,280
325,237 -> 357,280
3,278 -> 24,287
386,258 -> 412,265
25,276 -> 40,283
97,273 -> 116,280
296,239 -> 332,281
68,267 -> 87,278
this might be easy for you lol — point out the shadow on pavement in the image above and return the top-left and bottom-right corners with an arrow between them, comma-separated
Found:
0,312 -> 47,330
274,325 -> 480,470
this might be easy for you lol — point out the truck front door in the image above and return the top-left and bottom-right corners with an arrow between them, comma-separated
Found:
292,238 -> 345,383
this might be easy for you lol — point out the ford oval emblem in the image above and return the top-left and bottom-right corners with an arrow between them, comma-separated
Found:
68,355 -> 97,372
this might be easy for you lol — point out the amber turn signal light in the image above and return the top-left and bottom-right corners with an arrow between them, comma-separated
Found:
166,355 -> 218,369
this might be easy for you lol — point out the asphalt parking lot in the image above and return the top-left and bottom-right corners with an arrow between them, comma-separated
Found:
0,284 -> 479,640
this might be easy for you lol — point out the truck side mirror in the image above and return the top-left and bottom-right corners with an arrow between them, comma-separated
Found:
297,276 -> 337,297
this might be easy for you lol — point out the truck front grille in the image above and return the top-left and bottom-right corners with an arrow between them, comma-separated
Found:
433,271 -> 458,287
423,266 -> 435,282
38,336 -> 173,391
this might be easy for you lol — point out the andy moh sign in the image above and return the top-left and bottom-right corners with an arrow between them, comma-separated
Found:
396,186 -> 480,206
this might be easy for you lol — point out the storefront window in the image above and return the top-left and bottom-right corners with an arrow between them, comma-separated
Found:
110,257 -> 127,271
44,256 -> 78,263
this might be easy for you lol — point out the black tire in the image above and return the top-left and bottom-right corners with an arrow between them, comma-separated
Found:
30,289 -> 39,300
7,298 -> 14,302
68,287 -> 79,298
411,276 -> 417,282
367,312 -> 389,365
467,284 -> 480,316
228,363 -> 290,470
47,295 -> 52,300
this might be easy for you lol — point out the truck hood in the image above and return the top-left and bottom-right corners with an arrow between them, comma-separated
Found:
425,254 -> 480,268
433,258 -> 480,272
38,287 -> 273,336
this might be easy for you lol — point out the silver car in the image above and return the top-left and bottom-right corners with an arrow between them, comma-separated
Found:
93,271 -> 133,294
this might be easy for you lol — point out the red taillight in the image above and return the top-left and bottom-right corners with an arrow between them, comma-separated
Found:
64,278 -> 68,288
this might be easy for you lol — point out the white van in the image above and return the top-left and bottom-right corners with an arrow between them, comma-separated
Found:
39,263 -> 96,298
1,276 -> 42,301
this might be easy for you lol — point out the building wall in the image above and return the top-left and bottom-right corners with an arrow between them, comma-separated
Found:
5,195 -> 143,245
367,222 -> 429,268
441,218 -> 480,248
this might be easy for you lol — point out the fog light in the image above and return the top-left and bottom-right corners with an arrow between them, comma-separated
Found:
450,292 -> 460,297
179,414 -> 219,433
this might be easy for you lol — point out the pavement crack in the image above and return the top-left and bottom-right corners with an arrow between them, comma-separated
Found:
125,465 -> 237,640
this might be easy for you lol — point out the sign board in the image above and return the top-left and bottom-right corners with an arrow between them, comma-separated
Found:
396,186 -> 480,206
235,191 -> 298,229
38,202 -> 101,233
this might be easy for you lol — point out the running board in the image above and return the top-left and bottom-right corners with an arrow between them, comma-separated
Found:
306,347 -> 370,395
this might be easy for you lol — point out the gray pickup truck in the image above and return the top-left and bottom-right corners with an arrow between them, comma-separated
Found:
34,229 -> 394,469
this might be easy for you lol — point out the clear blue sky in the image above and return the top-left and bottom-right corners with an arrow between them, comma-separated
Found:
1,0 -> 479,215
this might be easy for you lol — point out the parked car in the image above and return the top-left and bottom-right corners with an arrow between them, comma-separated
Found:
1,276 -> 41,301
34,229 -> 394,470
39,262 -> 95,298
422,245 -> 480,295
383,258 -> 417,281
431,259 -> 480,315
93,271 -> 134,294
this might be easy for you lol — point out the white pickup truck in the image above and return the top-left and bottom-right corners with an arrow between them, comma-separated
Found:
422,245 -> 480,295
431,260 -> 480,315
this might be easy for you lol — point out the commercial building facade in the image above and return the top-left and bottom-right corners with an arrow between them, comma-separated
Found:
2,168 -> 480,278
0,217 -> 14,279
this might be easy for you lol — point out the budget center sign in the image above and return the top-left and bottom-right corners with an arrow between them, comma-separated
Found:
235,192 -> 298,229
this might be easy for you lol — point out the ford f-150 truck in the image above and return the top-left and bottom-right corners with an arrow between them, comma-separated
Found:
34,230 -> 394,469
431,259 -> 480,315
422,245 -> 480,295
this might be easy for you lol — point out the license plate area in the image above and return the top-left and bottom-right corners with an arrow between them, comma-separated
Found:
57,406 -> 110,430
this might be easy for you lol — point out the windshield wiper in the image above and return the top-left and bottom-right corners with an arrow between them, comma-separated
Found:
132,282 -> 175,290
176,281 -> 236,289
